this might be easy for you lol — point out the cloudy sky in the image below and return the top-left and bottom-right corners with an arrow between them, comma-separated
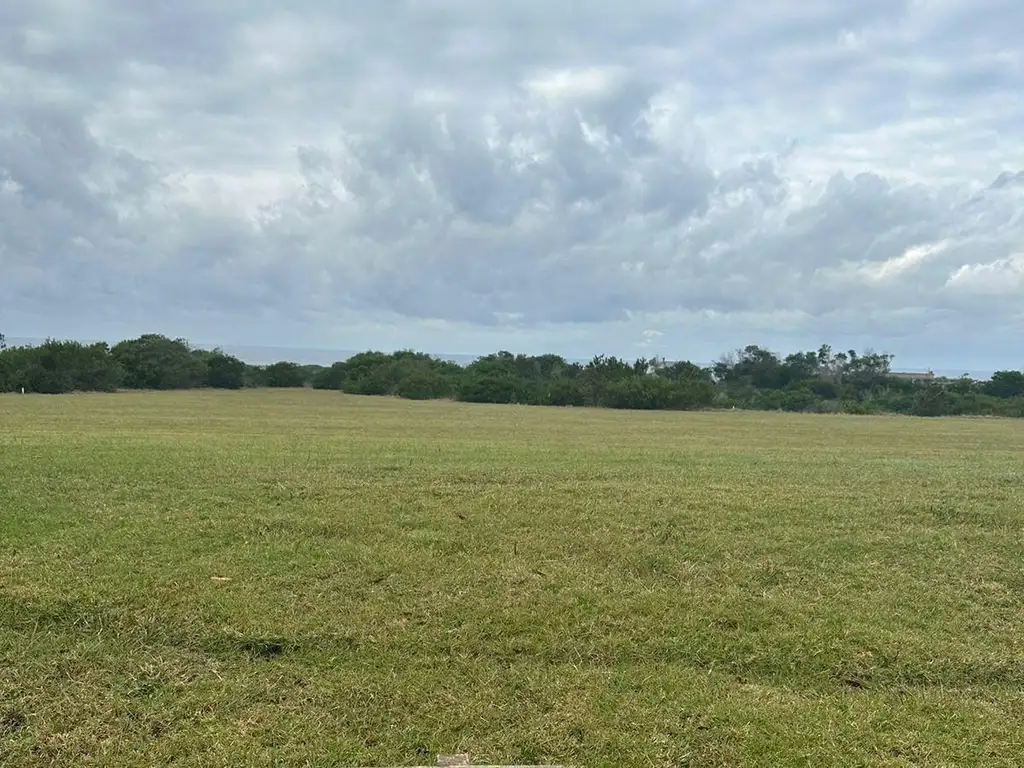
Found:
2,0 -> 1022,372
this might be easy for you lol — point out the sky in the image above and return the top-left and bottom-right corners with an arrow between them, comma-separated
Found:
1,0 -> 1023,374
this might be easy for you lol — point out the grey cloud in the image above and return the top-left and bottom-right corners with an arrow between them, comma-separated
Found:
990,171 -> 1024,189
2,105 -> 103,210
2,0 -> 1023,369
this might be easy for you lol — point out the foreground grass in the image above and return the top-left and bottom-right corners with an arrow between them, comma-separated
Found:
1,391 -> 1023,766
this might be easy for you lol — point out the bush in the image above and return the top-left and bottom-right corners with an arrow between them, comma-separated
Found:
545,377 -> 585,407
603,376 -> 682,410
343,370 -> 392,396
809,379 -> 840,399
113,335 -> 206,390
457,373 -> 519,404
911,385 -> 954,417
264,362 -> 306,388
205,352 -> 247,389
312,362 -> 348,390
780,388 -> 820,412
395,371 -> 452,400
752,389 -> 784,411
0,340 -> 122,394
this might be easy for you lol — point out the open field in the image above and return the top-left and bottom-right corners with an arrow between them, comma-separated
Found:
2,390 -> 1024,766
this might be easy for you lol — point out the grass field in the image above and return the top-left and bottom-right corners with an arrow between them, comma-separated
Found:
2,390 -> 1023,766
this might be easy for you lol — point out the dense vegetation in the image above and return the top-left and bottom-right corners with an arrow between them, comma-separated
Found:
2,331 -> 1023,417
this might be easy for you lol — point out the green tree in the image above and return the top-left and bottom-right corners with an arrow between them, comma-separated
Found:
312,361 -> 348,390
780,385 -> 820,412
844,350 -> 894,393
395,370 -> 452,400
204,351 -> 247,389
652,358 -> 713,383
21,339 -> 73,394
8,331 -> 1023,421
911,384 -> 954,417
782,351 -> 821,383
714,345 -> 788,390
456,354 -> 524,404
579,355 -> 633,405
603,376 -> 681,410
112,335 -> 206,390
0,340 -> 122,394
809,379 -> 840,399
456,371 -> 520,404
264,361 -> 307,388
0,344 -> 34,392
984,370 -> 1024,399
515,353 -> 574,382
72,342 -> 123,392
544,377 -> 585,406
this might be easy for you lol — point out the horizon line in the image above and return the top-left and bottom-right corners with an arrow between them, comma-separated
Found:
2,335 -> 999,379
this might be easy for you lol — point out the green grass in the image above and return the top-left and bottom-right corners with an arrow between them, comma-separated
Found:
2,390 -> 1023,766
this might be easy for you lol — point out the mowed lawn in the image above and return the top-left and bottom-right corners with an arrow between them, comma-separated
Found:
2,391 -> 1023,766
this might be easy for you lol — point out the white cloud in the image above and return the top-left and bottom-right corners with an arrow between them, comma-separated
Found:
843,240 -> 951,282
1,0 -> 1023,372
946,254 -> 1024,294
525,66 -> 627,102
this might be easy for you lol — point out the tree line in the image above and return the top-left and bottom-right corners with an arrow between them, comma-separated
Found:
1,332 -> 1023,418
